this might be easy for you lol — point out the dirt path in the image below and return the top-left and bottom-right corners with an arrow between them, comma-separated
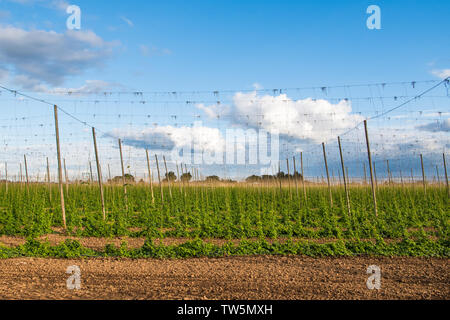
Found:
0,256 -> 448,300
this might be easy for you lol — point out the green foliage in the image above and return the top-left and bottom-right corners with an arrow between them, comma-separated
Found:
0,183 -> 448,258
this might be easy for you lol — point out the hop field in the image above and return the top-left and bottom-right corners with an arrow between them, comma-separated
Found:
0,181 -> 448,258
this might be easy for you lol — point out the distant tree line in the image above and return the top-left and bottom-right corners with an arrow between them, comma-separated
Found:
245,171 -> 304,183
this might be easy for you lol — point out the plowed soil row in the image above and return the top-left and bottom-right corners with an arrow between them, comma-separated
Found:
0,256 -> 448,300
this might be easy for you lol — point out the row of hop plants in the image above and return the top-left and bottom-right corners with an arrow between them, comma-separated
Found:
0,183 -> 448,245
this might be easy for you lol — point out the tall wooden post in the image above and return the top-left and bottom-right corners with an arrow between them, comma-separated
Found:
63,158 -> 69,194
420,154 -> 426,194
181,163 -> 187,197
145,149 -> 155,203
322,143 -> 333,207
184,164 -> 190,189
373,162 -> 378,189
118,139 -> 128,210
286,158 -> 292,199
399,169 -> 404,188
435,165 -> 440,187
92,127 -> 106,220
386,160 -> 391,185
300,152 -> 307,201
293,156 -> 299,198
4,162 -> 7,193
23,155 -> 29,190
155,154 -> 164,205
54,105 -> 66,229
176,161 -> 182,194
278,161 -> 282,193
163,155 -> 172,199
46,157 -> 51,201
443,153 -> 449,197
364,120 -> 377,217
89,161 -> 93,184
338,137 -> 350,215
107,164 -> 112,182
363,162 -> 367,185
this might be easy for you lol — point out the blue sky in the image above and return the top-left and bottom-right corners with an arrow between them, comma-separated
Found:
0,0 -> 448,180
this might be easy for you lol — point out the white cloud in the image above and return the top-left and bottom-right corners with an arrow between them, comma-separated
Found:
43,80 -> 123,95
431,69 -> 450,79
106,125 -> 226,155
121,16 -> 134,27
0,26 -> 118,89
6,0 -> 69,12
198,91 -> 364,144
0,68 -> 8,80
196,103 -> 230,119
416,118 -> 450,133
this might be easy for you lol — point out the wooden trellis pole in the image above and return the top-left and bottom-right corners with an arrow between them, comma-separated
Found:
286,158 -> 292,200
277,161 -> 282,193
443,153 -> 449,197
364,120 -> 377,217
373,161 -> 378,189
145,149 -> 155,203
292,156 -> 299,198
338,136 -> 350,215
399,169 -> 404,188
155,154 -> 164,205
386,160 -> 391,185
420,154 -> 426,194
118,139 -> 128,209
300,152 -> 307,201
435,165 -> 440,187
176,161 -> 182,194
163,155 -> 172,199
4,162 -> 7,193
92,127 -> 106,220
23,155 -> 29,191
53,105 -> 66,229
184,163 -> 190,189
89,161 -> 93,184
363,162 -> 367,185
63,158 -> 69,194
322,143 -> 333,207
46,157 -> 51,201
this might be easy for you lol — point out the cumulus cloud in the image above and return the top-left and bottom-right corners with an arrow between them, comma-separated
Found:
416,118 -> 450,133
6,0 -> 69,12
49,80 -> 123,95
197,92 -> 364,144
196,103 -> 230,119
431,69 -> 450,79
0,26 -> 118,89
0,68 -> 8,80
106,125 -> 226,154
120,16 -> 134,27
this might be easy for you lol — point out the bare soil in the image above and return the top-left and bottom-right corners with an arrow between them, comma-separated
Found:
0,256 -> 448,300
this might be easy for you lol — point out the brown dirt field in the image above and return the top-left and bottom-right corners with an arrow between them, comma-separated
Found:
0,256 -> 448,300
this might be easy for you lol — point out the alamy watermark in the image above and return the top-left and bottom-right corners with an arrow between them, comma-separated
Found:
66,5 -> 81,30
170,122 -> 279,166
366,265 -> 381,290
66,265 -> 81,290
366,5 -> 381,30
